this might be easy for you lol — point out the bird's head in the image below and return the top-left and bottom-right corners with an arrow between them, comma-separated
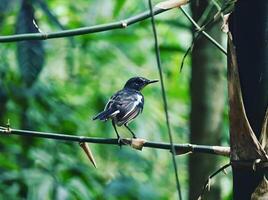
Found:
123,77 -> 158,91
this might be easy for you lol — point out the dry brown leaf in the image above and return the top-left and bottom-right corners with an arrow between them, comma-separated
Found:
79,142 -> 97,168
155,0 -> 189,10
252,159 -> 261,171
251,177 -> 268,200
207,178 -> 211,191
228,32 -> 268,161
131,138 -> 146,151
175,148 -> 192,155
221,13 -> 231,33
259,108 -> 268,152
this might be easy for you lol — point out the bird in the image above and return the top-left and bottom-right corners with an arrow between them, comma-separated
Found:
93,76 -> 158,144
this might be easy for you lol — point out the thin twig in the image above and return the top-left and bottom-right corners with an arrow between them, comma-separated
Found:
36,0 -> 66,31
148,1 -> 182,199
0,126 -> 230,156
198,163 -> 231,200
179,37 -> 195,72
0,6 -> 170,43
179,7 -> 227,55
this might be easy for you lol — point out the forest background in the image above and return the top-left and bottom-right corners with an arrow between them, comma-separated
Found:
0,0 -> 231,199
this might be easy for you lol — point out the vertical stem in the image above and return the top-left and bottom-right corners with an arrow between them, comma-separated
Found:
229,1 -> 268,199
148,0 -> 182,199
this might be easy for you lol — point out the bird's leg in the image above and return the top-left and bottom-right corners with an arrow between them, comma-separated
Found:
124,124 -> 137,138
112,120 -> 123,147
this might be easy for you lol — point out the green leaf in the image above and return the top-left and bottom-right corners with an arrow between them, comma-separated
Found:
0,0 -> 12,27
68,178 -> 93,200
16,0 -> 45,88
113,0 -> 126,17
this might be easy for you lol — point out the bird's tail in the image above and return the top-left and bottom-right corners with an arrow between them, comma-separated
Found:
92,108 -> 119,121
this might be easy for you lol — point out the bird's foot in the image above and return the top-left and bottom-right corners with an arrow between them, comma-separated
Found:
117,137 -> 124,148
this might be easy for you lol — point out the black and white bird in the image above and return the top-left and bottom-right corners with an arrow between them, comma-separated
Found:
93,77 -> 158,143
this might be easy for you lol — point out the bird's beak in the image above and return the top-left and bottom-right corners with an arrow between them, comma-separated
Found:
147,79 -> 159,84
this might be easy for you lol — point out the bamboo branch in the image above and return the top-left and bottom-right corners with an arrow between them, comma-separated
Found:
0,126 -> 230,157
0,5 -> 228,58
179,7 -> 227,55
0,7 -> 169,43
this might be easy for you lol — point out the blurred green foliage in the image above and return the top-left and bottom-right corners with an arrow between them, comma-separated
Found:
0,0 -> 231,199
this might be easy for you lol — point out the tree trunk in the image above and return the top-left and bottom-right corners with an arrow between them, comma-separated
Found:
229,1 -> 268,199
189,1 -> 225,199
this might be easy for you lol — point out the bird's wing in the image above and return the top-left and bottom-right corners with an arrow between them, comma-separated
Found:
92,91 -> 124,121
92,108 -> 119,121
95,90 -> 143,124
116,103 -> 142,126
104,90 -> 133,110
113,90 -> 144,126
103,91 -> 122,112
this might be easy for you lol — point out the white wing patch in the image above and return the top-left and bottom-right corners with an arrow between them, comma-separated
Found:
110,110 -> 120,117
123,94 -> 142,118
136,94 -> 143,104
